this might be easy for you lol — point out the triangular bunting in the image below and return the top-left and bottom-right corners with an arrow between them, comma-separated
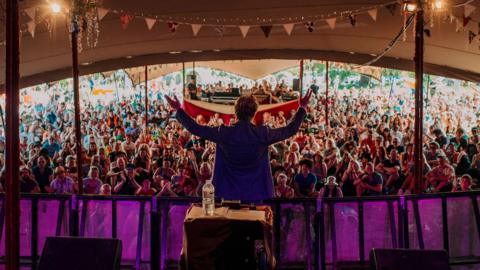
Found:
463,16 -> 471,27
27,20 -> 36,38
464,4 -> 476,17
368,8 -> 378,21
120,13 -> 134,30
456,18 -> 463,32
167,21 -> 179,33
469,30 -> 477,44
424,28 -> 431,37
304,22 -> 314,32
349,15 -> 357,27
97,8 -> 109,21
449,14 -> 455,24
191,24 -> 202,36
145,18 -> 156,30
386,3 -> 397,16
326,18 -> 336,30
283,23 -> 294,35
260,25 -> 273,38
24,7 -> 36,21
239,25 -> 250,38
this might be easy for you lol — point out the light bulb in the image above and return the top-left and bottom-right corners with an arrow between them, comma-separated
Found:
404,3 -> 417,12
51,3 -> 61,14
434,0 -> 443,9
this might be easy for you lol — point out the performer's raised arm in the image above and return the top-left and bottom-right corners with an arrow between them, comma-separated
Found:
164,95 -> 221,143
266,89 -> 312,145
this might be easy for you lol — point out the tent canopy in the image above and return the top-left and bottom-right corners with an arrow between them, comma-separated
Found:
120,59 -> 306,84
119,59 -> 383,85
2,0 -> 480,88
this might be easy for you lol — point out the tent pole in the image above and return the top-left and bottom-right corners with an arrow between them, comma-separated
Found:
425,74 -> 430,108
144,65 -> 148,132
182,62 -> 186,99
325,61 -> 329,128
5,0 -> 20,268
0,105 -> 6,135
299,59 -> 304,99
71,17 -> 83,194
413,9 -> 424,194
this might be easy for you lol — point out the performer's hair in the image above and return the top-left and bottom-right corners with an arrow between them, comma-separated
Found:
234,95 -> 258,121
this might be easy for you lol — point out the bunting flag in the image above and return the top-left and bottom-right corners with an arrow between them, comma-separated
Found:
191,24 -> 202,36
469,30 -> 477,44
239,25 -> 250,38
386,3 -> 397,16
27,20 -> 36,38
97,8 -> 109,21
24,7 -> 36,21
145,18 -> 156,30
120,13 -> 134,29
450,14 -> 455,24
464,4 -> 477,17
349,15 -> 357,27
304,21 -> 314,32
260,25 -> 273,38
463,16 -> 471,27
167,21 -> 179,32
214,26 -> 226,37
456,18 -> 463,32
326,18 -> 336,30
424,28 -> 431,37
368,8 -> 378,21
283,23 -> 294,35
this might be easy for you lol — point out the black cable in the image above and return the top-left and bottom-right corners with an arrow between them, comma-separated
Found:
363,14 -> 415,66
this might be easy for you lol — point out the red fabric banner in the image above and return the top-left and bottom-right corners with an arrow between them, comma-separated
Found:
183,100 -> 300,126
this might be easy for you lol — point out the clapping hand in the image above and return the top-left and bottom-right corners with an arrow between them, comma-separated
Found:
164,95 -> 181,110
300,89 -> 313,109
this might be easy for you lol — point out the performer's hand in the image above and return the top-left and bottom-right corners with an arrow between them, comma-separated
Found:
164,95 -> 181,110
300,89 -> 313,109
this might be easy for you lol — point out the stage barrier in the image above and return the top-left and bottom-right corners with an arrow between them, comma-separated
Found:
0,192 -> 478,270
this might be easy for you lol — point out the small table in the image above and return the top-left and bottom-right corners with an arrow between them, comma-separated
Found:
179,204 -> 275,270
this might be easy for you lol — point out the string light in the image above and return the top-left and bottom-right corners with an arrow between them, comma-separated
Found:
50,3 -> 61,14
433,0 -> 443,10
404,2 -> 418,13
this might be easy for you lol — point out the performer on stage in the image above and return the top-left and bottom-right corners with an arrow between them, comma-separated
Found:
165,89 -> 312,201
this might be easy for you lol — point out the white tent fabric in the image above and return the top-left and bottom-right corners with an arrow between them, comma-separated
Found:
1,0 -> 480,88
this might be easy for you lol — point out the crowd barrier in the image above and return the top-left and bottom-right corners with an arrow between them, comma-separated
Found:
0,192 -> 478,270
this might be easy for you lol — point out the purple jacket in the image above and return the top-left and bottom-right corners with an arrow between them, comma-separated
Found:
176,108 -> 306,201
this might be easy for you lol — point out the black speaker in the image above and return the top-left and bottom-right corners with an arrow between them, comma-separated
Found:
38,237 -> 122,270
370,248 -> 450,270
293,78 -> 300,91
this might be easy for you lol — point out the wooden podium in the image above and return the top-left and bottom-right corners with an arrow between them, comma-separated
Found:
179,204 -> 275,270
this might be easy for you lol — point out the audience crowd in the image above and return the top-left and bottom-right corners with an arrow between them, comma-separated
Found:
3,78 -> 480,199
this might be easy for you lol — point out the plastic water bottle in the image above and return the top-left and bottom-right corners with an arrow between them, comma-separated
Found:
202,180 -> 215,216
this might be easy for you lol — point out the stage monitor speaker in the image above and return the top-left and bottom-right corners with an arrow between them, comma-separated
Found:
370,248 -> 450,270
292,78 -> 300,92
38,237 -> 122,270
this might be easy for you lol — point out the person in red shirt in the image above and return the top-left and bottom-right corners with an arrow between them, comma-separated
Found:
360,129 -> 377,159
135,179 -> 156,196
